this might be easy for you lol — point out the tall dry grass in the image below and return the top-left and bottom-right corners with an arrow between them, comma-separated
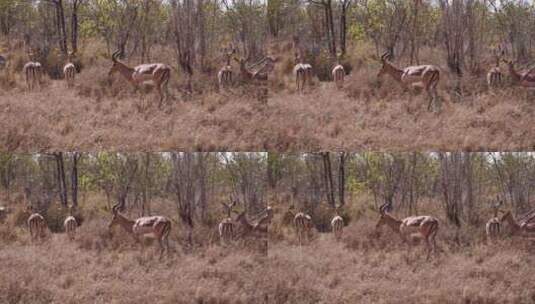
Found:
2,193 -> 535,303
0,196 -> 269,304
266,198 -> 535,303
1,40 -> 533,151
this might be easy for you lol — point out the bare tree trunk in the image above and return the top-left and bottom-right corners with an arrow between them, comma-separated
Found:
339,0 -> 351,56
321,152 -> 335,207
71,0 -> 80,54
54,152 -> 68,207
71,153 -> 80,208
338,152 -> 346,207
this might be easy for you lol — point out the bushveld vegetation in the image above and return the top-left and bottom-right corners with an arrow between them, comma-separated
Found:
1,152 -> 535,303
1,1 -> 535,150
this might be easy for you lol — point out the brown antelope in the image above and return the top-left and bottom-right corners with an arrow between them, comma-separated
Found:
332,56 -> 345,89
377,52 -> 440,112
500,210 -> 535,235
28,211 -> 47,242
233,52 -> 273,82
108,50 -> 171,107
23,61 -> 42,90
375,202 -> 439,260
487,48 -> 504,89
331,207 -> 344,241
294,212 -> 312,246
485,198 -> 503,242
218,47 -> 235,89
63,206 -> 78,241
293,52 -> 306,93
63,52 -> 76,88
219,198 -> 237,246
502,58 -> 535,88
108,203 -> 172,257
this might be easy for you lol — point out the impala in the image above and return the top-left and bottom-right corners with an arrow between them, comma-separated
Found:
332,57 -> 345,89
487,48 -> 504,89
218,198 -> 237,246
331,207 -> 344,241
63,52 -> 76,88
500,210 -> 535,235
502,58 -> 535,88
375,202 -> 439,260
108,50 -> 171,107
23,61 -> 42,90
292,52 -> 307,93
233,53 -> 273,82
28,212 -> 47,242
294,212 -> 312,246
63,206 -> 78,240
218,47 -> 235,89
108,203 -> 172,257
486,198 -> 503,242
377,52 -> 440,112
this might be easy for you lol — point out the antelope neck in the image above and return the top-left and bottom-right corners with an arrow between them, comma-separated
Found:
116,61 -> 136,82
116,213 -> 136,233
383,213 -> 402,233
384,61 -> 404,82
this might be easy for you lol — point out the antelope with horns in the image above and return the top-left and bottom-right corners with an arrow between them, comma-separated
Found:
27,209 -> 47,242
108,50 -> 171,108
293,52 -> 306,93
294,212 -> 312,246
218,46 -> 235,90
23,50 -> 42,90
485,197 -> 503,242
64,206 -> 78,241
233,51 -> 274,82
375,201 -> 439,260
502,58 -> 535,89
331,206 -> 344,241
219,197 -> 237,246
487,47 -> 504,89
377,52 -> 440,112
108,202 -> 172,257
332,55 -> 345,89
63,52 -> 76,88
500,209 -> 535,235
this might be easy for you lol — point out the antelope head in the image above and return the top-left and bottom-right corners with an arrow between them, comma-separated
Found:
377,52 -> 392,78
492,46 -> 504,68
223,45 -> 236,66
491,195 -> 504,218
375,201 -> 393,229
108,50 -> 123,76
108,202 -> 122,229
221,195 -> 238,218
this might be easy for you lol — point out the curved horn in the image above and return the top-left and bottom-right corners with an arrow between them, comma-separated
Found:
111,202 -> 120,214
380,51 -> 389,62
379,202 -> 388,214
111,50 -> 121,63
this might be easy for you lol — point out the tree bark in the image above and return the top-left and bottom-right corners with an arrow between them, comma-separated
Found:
71,153 -> 80,208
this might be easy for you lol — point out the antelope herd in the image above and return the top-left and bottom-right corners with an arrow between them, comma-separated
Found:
16,194 -> 535,261
2,42 -> 533,113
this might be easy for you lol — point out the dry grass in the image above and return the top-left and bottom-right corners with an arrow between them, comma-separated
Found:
0,203 -> 269,304
1,41 -> 534,151
266,202 -> 535,304
3,195 -> 535,303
